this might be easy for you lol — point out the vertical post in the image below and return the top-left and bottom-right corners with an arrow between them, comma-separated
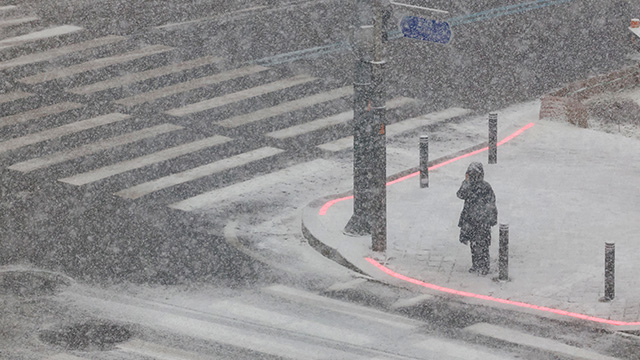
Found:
370,0 -> 387,252
488,113 -> 498,164
498,224 -> 509,281
345,0 -> 373,236
419,135 -> 429,188
602,242 -> 615,302
345,60 -> 373,235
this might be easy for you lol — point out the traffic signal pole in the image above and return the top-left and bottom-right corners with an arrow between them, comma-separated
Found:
345,0 -> 373,236
370,2 -> 387,252
345,0 -> 387,252
345,1 -> 448,250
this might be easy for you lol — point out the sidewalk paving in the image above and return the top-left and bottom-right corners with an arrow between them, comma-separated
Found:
303,100 -> 640,330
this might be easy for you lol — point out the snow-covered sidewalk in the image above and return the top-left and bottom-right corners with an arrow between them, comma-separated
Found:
303,100 -> 640,328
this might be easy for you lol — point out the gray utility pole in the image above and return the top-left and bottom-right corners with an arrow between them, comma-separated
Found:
345,0 -> 387,252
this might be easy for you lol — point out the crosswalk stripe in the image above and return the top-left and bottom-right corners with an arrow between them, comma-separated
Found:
155,6 -> 268,30
317,106 -> 468,152
216,85 -> 352,128
0,25 -> 83,50
464,323 -> 618,360
45,354 -> 86,360
114,65 -> 269,107
415,338 -> 513,360
0,5 -> 17,12
390,294 -> 435,310
268,96 -> 415,139
118,339 -> 211,360
18,44 -> 173,84
0,102 -> 83,129
0,35 -> 125,71
264,285 -> 422,330
325,278 -> 368,292
58,135 -> 232,186
68,292 -> 367,360
384,107 -> 471,134
69,55 -> 223,95
0,90 -> 32,104
0,112 -> 130,154
208,300 -> 372,346
165,74 -> 317,117
168,158 -> 331,212
8,124 -> 182,173
0,16 -> 38,28
115,146 -> 283,199
317,136 -> 352,152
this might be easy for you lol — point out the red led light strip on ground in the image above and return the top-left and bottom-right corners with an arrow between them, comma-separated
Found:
319,122 -> 640,326
365,257 -> 640,326
319,122 -> 536,215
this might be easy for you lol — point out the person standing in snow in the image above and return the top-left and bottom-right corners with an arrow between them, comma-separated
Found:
457,162 -> 498,275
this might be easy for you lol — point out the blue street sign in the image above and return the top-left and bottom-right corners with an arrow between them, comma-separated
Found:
400,16 -> 452,44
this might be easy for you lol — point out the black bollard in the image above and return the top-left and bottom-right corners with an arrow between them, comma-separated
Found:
489,113 -> 498,164
498,224 -> 509,281
419,135 -> 429,188
601,242 -> 615,302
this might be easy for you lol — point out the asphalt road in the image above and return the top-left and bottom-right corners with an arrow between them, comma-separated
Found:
1,1 -> 640,359
3,268 -> 639,359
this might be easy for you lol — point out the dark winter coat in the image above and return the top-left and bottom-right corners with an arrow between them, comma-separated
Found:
457,162 -> 498,230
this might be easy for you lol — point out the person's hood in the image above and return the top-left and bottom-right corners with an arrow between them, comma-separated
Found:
466,162 -> 484,182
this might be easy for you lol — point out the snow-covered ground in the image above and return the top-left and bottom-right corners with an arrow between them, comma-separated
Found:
304,91 -> 640,325
586,86 -> 640,140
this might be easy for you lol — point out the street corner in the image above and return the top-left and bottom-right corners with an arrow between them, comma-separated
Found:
301,193 -> 418,284
301,193 -> 349,247
301,193 -> 369,276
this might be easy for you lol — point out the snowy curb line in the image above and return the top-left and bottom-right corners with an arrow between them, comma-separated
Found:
302,198 -> 639,332
300,136 -> 640,332
301,196 -> 367,276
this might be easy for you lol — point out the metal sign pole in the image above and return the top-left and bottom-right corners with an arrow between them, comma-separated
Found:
346,0 -> 452,242
345,0 -> 374,236
370,0 -> 387,252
